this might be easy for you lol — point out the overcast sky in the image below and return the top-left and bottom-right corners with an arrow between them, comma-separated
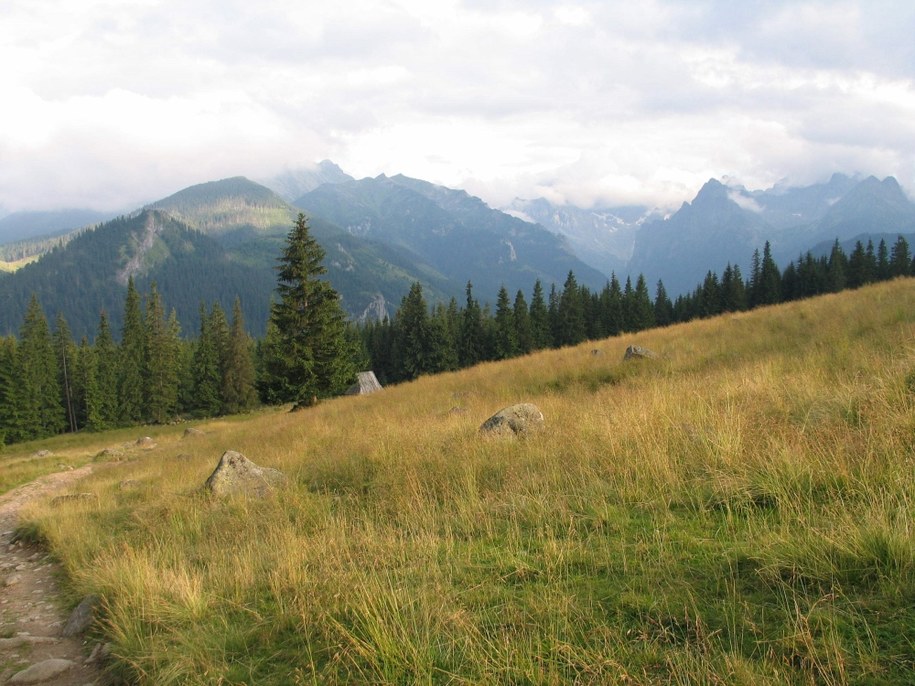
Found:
2,0 -> 914,214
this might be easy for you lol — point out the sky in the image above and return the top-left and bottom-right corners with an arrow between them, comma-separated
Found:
2,0 -> 914,215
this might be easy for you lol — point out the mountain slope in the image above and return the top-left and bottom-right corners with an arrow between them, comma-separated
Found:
0,209 -> 113,245
294,174 -> 609,298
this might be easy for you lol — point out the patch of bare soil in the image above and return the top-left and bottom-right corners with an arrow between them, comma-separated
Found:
0,466 -> 112,685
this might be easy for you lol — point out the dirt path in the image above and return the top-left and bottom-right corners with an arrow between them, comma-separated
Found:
0,465 -> 110,685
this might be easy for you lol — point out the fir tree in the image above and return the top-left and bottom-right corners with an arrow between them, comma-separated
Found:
191,303 -> 223,417
222,298 -> 258,414
459,281 -> 485,367
263,213 -> 354,407
890,236 -> 911,277
145,283 -> 180,424
654,280 -> 673,327
513,289 -> 532,354
0,337 -> 19,445
74,337 -> 103,431
556,271 -> 586,346
94,312 -> 119,428
493,285 -> 519,359
54,313 -> 78,433
629,274 -> 656,331
528,280 -> 551,350
17,295 -> 65,439
119,277 -> 146,423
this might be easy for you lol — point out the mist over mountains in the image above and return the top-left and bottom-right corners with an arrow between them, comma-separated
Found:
0,163 -> 912,339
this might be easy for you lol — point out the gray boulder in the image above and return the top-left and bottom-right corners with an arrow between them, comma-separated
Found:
624,345 -> 656,360
9,659 -> 75,684
480,403 -> 544,437
61,594 -> 101,637
204,450 -> 286,498
183,428 -> 205,438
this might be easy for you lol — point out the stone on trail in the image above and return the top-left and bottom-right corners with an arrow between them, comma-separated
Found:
9,658 -> 76,684
480,403 -> 544,437
204,450 -> 286,498
61,594 -> 101,638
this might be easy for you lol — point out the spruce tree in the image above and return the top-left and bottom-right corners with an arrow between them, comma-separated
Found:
74,337 -> 102,431
263,213 -> 354,407
94,312 -> 119,428
493,285 -> 518,359
119,277 -> 146,423
17,295 -> 65,439
222,298 -> 258,414
654,280 -> 673,327
191,303 -> 222,416
556,271 -> 586,346
459,281 -> 485,367
54,313 -> 78,433
144,283 -> 180,424
512,289 -> 532,354
630,274 -> 656,330
528,280 -> 551,350
890,236 -> 911,277
0,337 -> 19,445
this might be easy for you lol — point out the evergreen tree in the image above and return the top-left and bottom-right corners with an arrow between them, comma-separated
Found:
890,236 -> 911,277
393,282 -> 431,380
459,281 -> 485,367
629,274 -> 656,331
847,241 -> 870,288
493,285 -> 519,359
17,295 -> 65,439
721,264 -> 748,311
191,303 -> 223,416
601,275 -> 625,336
145,283 -> 180,424
528,280 -> 551,350
556,271 -> 586,346
119,277 -> 146,423
654,280 -> 673,327
0,337 -> 19,445
74,337 -> 102,431
876,239 -> 890,280
757,242 -> 782,305
222,298 -> 258,414
54,313 -> 78,433
513,289 -> 532,354
263,213 -> 354,407
826,240 -> 847,293
94,312 -> 119,429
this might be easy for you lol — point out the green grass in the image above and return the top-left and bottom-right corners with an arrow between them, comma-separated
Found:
12,278 -> 915,684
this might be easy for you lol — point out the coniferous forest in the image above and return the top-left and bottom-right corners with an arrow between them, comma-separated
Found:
1,232 -> 912,447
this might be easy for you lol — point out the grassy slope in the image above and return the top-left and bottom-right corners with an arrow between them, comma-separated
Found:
10,279 -> 915,684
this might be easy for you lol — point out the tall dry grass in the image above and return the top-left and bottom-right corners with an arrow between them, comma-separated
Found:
13,278 -> 915,684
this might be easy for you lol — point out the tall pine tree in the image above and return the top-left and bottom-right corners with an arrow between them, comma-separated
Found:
263,213 -> 354,407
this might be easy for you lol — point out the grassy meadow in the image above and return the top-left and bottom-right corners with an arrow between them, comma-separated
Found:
8,278 -> 915,684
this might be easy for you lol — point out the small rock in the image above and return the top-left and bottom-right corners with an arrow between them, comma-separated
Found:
204,450 -> 286,498
95,448 -> 124,461
480,403 -> 544,437
590,349 -> 603,356
9,659 -> 76,684
136,436 -> 157,449
87,641 -> 112,664
183,428 -> 205,438
623,345 -> 656,360
118,479 -> 140,490
32,450 -> 52,458
61,594 -> 101,638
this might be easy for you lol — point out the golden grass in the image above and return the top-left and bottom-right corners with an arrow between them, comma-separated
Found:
11,278 -> 915,684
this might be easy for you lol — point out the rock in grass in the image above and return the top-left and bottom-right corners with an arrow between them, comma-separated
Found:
61,594 -> 101,637
183,428 -> 205,438
480,403 -> 544,437
623,345 -> 656,360
9,659 -> 76,684
136,436 -> 157,449
204,450 -> 286,498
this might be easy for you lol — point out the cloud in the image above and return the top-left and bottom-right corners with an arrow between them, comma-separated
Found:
1,0 -> 913,212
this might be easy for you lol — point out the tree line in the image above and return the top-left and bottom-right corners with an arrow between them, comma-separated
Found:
2,225 -> 912,447
361,235 -> 915,384
0,214 -> 357,446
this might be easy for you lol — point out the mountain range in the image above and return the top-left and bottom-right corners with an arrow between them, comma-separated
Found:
0,164 -> 913,339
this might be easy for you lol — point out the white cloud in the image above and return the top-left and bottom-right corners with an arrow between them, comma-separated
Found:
1,0 -> 914,212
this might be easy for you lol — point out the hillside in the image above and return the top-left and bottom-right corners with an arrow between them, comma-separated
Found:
10,278 -> 915,684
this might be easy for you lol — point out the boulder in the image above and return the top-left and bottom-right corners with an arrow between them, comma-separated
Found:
183,428 -> 205,438
623,345 -> 656,360
9,659 -> 75,684
136,436 -> 157,448
61,594 -> 101,637
204,450 -> 286,498
480,403 -> 544,437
